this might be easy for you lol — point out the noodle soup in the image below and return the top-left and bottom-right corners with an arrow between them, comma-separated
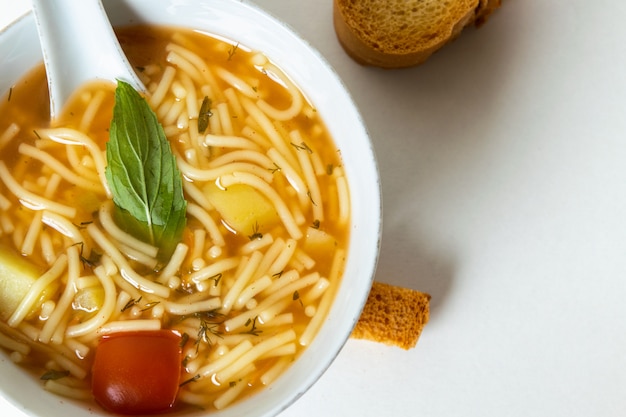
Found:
0,25 -> 350,414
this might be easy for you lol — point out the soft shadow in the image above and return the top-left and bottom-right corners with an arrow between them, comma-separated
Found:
326,5 -> 520,320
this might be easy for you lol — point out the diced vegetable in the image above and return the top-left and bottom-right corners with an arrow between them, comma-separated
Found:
303,226 -> 336,255
72,287 -> 104,319
204,181 -> 279,236
72,190 -> 102,217
91,330 -> 182,415
0,245 -> 43,321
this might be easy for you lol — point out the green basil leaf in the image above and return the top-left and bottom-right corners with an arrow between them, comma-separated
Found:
105,80 -> 187,261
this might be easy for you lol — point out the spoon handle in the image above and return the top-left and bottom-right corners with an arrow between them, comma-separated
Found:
32,0 -> 146,120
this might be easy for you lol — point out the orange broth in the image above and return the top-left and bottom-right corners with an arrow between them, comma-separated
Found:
0,25 -> 349,412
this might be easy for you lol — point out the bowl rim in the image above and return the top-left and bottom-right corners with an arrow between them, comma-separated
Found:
0,1 -> 382,416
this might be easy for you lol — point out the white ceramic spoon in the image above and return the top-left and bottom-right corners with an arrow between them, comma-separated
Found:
31,0 -> 146,120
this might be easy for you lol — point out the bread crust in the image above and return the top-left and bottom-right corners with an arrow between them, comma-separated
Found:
351,281 -> 430,350
333,0 -> 502,68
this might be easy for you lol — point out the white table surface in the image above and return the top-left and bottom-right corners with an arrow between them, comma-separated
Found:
2,1 -> 626,416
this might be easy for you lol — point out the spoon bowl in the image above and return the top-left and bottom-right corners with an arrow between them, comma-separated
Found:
32,0 -> 145,120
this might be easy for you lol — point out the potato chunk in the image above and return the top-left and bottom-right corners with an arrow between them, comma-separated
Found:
0,246 -> 42,321
303,226 -> 337,255
204,182 -> 279,236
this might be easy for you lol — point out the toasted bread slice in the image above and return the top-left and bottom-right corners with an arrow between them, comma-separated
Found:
333,0 -> 502,68
352,281 -> 430,350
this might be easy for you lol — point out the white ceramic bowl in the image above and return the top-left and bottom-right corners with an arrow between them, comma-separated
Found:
0,1 -> 381,416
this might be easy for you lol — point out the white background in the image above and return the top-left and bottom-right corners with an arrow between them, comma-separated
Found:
2,0 -> 626,416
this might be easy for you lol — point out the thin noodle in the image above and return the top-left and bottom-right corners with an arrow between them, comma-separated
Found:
43,172 -> 62,199
162,297 -> 221,315
39,230 -> 55,265
300,277 -> 330,305
188,257 -> 240,285
64,338 -> 90,360
44,380 -> 92,400
256,63 -> 303,121
186,202 -> 226,247
257,341 -> 296,360
222,251 -> 263,313
166,51 -> 205,85
157,243 -> 189,284
197,339 -> 253,378
0,123 -> 19,151
224,87 -> 244,120
51,305 -> 70,344
163,98 -> 185,126
259,313 -> 294,331
75,276 -> 99,290
99,201 -> 159,258
191,230 -> 206,261
253,237 -> 285,280
310,150 -> 325,176
0,332 -> 30,355
179,73 -> 199,123
20,211 -> 43,256
290,130 -> 324,221
260,355 -> 292,385
258,299 -> 292,324
0,193 -> 10,210
150,65 -> 177,108
208,149 -> 273,169
209,102 -> 223,135
86,223 -> 170,298
239,232 -> 273,255
299,249 -> 345,346
241,124 -> 273,149
166,42 -> 221,95
38,128 -> 109,196
41,210 -> 87,247
0,161 -> 77,218
176,390 -> 213,409
79,89 -> 106,132
51,352 -> 88,379
63,138 -> 101,182
157,97 -> 175,120
213,376 -> 250,410
116,242 -> 158,269
214,67 -> 257,98
266,239 -> 298,279
100,253 -> 119,276
95,319 -> 161,336
111,291 -> 133,321
217,102 -> 234,136
179,157 -> 273,183
267,147 -> 308,207
11,224 -> 25,254
240,97 -> 297,169
65,265 -> 116,338
294,248 -> 316,270
215,329 -> 296,383
39,246 -> 81,343
8,255 -> 68,327
182,179 -> 213,209
204,133 -> 263,152
233,275 -> 273,310
16,322 -> 40,341
224,272 -> 318,332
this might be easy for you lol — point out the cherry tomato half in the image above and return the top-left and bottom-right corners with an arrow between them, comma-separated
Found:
91,330 -> 182,415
